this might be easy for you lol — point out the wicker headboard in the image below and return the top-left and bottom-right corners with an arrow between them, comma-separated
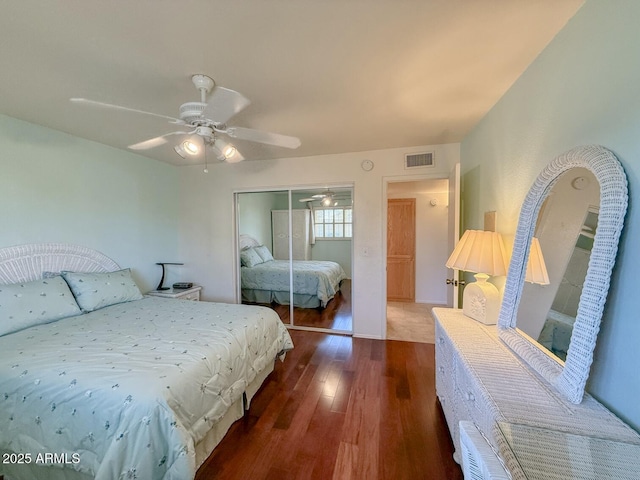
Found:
0,243 -> 120,285
239,234 -> 261,250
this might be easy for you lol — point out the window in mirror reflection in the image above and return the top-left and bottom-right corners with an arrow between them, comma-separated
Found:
516,169 -> 599,362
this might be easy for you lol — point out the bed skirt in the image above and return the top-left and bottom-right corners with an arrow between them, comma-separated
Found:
241,288 -> 328,308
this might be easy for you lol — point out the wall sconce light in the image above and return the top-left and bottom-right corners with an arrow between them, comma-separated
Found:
446,230 -> 508,324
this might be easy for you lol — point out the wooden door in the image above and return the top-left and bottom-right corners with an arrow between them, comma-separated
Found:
387,198 -> 416,301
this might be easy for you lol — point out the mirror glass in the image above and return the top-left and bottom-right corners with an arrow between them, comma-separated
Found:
498,145 -> 628,404
292,188 -> 352,331
237,190 -> 291,325
237,187 -> 353,333
515,168 -> 599,362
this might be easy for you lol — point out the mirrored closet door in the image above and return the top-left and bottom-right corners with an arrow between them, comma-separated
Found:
236,187 -> 353,334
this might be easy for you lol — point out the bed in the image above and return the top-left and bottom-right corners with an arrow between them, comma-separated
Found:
0,243 -> 293,480
239,235 -> 346,309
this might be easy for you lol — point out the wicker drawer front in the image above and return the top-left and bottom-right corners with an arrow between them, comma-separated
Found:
454,357 -> 503,453
435,341 -> 453,396
455,360 -> 483,415
435,323 -> 455,379
435,319 -> 462,461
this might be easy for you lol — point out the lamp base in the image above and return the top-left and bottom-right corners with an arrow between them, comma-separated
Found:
462,273 -> 501,325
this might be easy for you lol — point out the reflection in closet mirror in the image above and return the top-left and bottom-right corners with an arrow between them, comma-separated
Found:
498,146 -> 628,404
237,190 -> 291,325
236,187 -> 353,334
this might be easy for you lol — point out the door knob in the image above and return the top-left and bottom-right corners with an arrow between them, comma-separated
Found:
445,279 -> 466,287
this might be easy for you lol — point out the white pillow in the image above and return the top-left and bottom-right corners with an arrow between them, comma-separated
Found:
254,245 -> 274,262
62,269 -> 143,312
0,276 -> 82,337
240,248 -> 264,267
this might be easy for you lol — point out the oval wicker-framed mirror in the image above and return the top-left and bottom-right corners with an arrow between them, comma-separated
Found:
498,145 -> 628,404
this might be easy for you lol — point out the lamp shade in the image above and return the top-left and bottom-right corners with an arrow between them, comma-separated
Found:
525,237 -> 550,285
446,230 -> 508,276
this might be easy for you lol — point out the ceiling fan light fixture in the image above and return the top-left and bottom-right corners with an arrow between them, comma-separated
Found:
213,138 -> 243,163
222,145 -> 237,159
174,139 -> 200,158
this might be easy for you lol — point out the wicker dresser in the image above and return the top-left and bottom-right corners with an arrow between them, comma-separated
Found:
434,307 -> 640,479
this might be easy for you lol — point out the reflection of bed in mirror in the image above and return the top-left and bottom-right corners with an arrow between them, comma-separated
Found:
239,234 -> 346,308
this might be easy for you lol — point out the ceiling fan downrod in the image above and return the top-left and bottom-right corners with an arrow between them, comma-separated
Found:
191,74 -> 215,103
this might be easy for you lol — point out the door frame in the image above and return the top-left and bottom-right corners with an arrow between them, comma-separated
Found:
382,171 -> 458,339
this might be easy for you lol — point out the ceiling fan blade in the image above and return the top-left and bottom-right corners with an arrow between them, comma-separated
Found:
128,131 -> 187,150
70,98 -> 184,124
202,87 -> 250,124
225,126 -> 301,149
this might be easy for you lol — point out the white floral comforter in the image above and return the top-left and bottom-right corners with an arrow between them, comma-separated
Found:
0,297 -> 293,479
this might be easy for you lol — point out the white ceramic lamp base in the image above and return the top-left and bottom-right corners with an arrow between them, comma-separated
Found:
462,273 -> 501,325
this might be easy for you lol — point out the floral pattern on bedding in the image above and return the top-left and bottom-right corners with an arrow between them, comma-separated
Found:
241,260 -> 346,307
0,297 -> 293,480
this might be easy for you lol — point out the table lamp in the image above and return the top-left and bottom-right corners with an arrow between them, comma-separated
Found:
155,262 -> 184,290
446,230 -> 508,324
525,237 -> 550,285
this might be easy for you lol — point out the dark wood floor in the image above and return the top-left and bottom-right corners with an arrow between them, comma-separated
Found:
196,329 -> 463,480
271,279 -> 352,331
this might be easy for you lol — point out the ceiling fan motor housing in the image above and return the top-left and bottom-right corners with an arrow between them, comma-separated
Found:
179,102 -> 209,124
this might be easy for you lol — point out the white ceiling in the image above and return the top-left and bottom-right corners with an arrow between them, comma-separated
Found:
0,1 -> 583,166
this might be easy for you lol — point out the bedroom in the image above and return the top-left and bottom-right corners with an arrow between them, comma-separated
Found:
3,0 -> 640,478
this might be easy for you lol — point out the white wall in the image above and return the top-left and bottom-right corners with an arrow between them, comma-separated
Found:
388,179 -> 449,304
310,240 -> 352,278
177,143 -> 460,339
0,114 -> 180,291
461,0 -> 640,430
237,191 -> 281,251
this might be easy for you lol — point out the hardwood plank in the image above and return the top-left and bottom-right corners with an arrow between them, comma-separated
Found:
248,280 -> 352,331
196,330 -> 462,480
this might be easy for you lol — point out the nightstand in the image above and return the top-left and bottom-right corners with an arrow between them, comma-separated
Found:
147,285 -> 202,301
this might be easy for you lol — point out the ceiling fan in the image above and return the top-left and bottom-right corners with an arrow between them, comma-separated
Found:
299,190 -> 337,206
70,74 -> 301,164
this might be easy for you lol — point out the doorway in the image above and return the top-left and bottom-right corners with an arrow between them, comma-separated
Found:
236,186 -> 353,334
385,177 -> 453,341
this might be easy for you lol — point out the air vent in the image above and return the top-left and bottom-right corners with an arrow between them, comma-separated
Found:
405,151 -> 434,169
